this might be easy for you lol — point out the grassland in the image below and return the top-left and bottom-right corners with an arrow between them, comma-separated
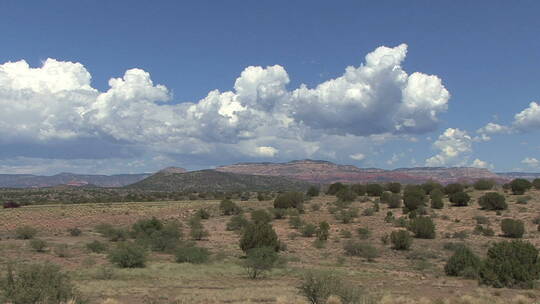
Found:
1,188 -> 540,303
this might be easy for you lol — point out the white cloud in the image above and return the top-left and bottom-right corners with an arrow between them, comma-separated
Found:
349,153 -> 366,161
521,157 -> 539,168
514,102 -> 540,132
425,128 -> 472,166
470,158 -> 494,169
0,44 -> 450,171
254,146 -> 278,157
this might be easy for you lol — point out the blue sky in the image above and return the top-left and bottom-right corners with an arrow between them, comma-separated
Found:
0,1 -> 539,174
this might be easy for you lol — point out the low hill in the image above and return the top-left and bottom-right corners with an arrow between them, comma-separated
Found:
0,172 -> 152,188
127,169 -> 313,192
217,159 -> 506,184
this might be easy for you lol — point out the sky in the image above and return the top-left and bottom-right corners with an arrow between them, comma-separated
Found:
0,0 -> 539,175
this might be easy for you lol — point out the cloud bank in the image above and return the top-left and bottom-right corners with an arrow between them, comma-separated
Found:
0,44 -> 451,172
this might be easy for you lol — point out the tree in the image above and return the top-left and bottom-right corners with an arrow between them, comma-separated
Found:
239,222 -> 280,253
306,186 -> 320,197
243,247 -> 278,279
350,184 -> 366,196
386,182 -> 402,194
316,221 -> 330,241
479,240 -> 540,288
327,182 -> 347,195
421,181 -> 443,195
449,191 -> 471,207
409,216 -> 436,239
473,179 -> 495,190
251,209 -> 272,225
430,189 -> 444,209
366,184 -> 383,197
444,183 -> 464,195
219,199 -> 242,215
511,179 -> 533,195
336,188 -> 357,202
501,219 -> 525,238
403,185 -> 426,212
445,246 -> 481,277
533,178 -> 540,190
274,192 -> 304,210
478,192 -> 507,210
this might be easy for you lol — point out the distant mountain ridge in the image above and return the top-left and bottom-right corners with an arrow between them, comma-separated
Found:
127,169 -> 312,192
0,172 -> 152,188
217,159 -> 507,184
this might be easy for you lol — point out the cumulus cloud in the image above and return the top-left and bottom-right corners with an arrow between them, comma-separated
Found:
479,102 -> 540,137
521,157 -> 539,168
0,44 -> 450,172
425,128 -> 472,166
349,153 -> 366,161
470,158 -> 494,169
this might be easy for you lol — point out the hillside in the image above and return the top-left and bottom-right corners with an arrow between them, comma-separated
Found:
217,159 -> 506,184
127,169 -> 313,192
0,172 -> 151,188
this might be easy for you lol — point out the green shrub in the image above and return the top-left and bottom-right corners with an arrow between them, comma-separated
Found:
409,216 -> 436,239
316,221 -> 330,241
444,246 -> 481,277
343,241 -> 379,261
327,182 -> 347,195
444,183 -> 464,195
29,238 -> 47,252
67,227 -> 82,236
430,189 -> 444,209
336,188 -> 357,202
473,179 -> 495,190
132,218 -> 182,252
219,199 -> 242,215
511,178 -> 532,195
306,186 -> 320,197
385,211 -> 394,223
131,217 -> 162,237
288,215 -> 304,229
357,227 -> 371,240
15,226 -> 37,239
243,246 -> 278,279
474,215 -> 490,225
175,244 -> 210,264
387,193 -> 402,209
54,244 -> 70,258
403,185 -> 426,212
386,182 -> 402,194
351,184 -> 366,196
239,222 -> 280,253
421,181 -> 444,194
474,225 -> 495,237
189,217 -> 209,240
340,230 -> 352,238
533,178 -> 540,190
501,218 -> 525,238
298,270 -> 366,304
274,192 -> 305,210
301,223 -> 317,237
311,203 -> 321,211
86,240 -> 108,253
517,196 -> 531,204
251,209 -> 272,224
195,208 -> 211,219
95,223 -> 128,242
479,240 -> 540,288
366,184 -> 383,197
449,191 -> 470,207
478,192 -> 507,210
1,263 -> 84,304
269,207 -> 287,219
108,242 -> 147,268
226,214 -> 249,231
390,230 -> 412,250
361,207 -> 374,216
